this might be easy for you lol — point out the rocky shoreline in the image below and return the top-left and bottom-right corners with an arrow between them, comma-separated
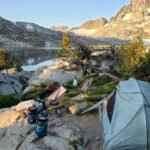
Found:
0,60 -> 82,95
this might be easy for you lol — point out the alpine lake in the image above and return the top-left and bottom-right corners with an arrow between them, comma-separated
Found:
0,45 -> 60,71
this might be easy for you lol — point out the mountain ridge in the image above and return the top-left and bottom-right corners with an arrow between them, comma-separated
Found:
1,16 -> 128,47
0,16 -> 62,47
50,0 -> 150,41
1,0 -> 150,47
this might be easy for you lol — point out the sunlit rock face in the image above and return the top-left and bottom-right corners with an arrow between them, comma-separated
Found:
71,18 -> 108,37
0,110 -> 25,128
50,26 -> 69,32
131,0 -> 150,12
71,0 -> 150,41
111,0 -> 150,22
110,5 -> 131,22
80,18 -> 108,30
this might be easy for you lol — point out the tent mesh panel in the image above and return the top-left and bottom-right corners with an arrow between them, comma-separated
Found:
107,92 -> 116,122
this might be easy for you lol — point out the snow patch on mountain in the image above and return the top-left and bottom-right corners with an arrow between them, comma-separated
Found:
143,39 -> 150,45
147,8 -> 150,13
26,24 -> 33,31
0,35 -> 32,47
123,13 -> 132,21
72,28 -> 98,36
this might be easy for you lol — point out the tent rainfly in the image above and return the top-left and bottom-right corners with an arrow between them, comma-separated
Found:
83,78 -> 150,150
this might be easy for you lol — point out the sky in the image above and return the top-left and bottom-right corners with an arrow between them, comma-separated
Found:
0,0 -> 130,28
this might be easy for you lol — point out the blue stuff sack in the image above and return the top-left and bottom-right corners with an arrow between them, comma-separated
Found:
36,103 -> 44,114
27,106 -> 37,124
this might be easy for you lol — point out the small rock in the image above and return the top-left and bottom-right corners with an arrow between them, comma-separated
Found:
23,86 -> 36,95
75,127 -> 81,132
29,79 -> 42,86
15,100 -> 39,111
55,121 -> 64,127
0,73 -> 23,95
43,135 -> 75,150
0,107 -> 10,113
19,132 -> 39,150
6,122 -> 34,137
71,94 -> 84,101
25,143 -> 43,150
76,144 -> 84,150
82,136 -> 89,147
2,68 -> 18,74
0,128 -> 6,139
50,125 -> 81,143
96,137 -> 100,141
69,102 -> 88,115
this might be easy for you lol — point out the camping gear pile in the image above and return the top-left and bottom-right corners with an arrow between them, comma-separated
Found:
25,79 -> 93,137
27,85 -> 68,137
27,105 -> 48,137
83,78 -> 150,150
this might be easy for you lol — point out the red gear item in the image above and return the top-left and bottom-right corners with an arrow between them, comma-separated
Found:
47,83 -> 55,90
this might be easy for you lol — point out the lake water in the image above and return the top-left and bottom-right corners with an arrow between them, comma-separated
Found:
0,46 -> 60,71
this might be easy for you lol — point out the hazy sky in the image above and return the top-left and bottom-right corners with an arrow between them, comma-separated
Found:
0,0 -> 130,28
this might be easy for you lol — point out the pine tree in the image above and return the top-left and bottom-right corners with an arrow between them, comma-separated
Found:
60,32 -> 71,58
116,36 -> 146,75
0,49 -> 6,69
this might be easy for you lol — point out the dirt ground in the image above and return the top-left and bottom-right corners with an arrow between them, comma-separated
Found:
49,109 -> 103,150
65,112 -> 103,150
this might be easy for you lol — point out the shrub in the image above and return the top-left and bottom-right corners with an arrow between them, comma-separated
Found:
60,32 -> 71,58
60,32 -> 82,61
135,51 -> 150,80
0,94 -> 20,108
0,49 -> 6,70
116,37 -> 146,76
93,76 -> 113,87
89,81 -> 118,96
0,49 -> 22,71
64,80 -> 75,89
83,95 -> 101,102
21,85 -> 45,101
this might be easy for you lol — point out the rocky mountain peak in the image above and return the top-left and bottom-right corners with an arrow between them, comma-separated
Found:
80,17 -> 108,29
50,26 -> 69,32
70,0 -> 150,41
131,0 -> 150,12
110,0 -> 150,22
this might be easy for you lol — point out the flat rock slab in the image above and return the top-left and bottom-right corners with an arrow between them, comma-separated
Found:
49,125 -> 81,143
0,134 -> 24,150
69,102 -> 88,115
28,68 -> 82,86
43,135 -> 75,150
0,110 -> 24,128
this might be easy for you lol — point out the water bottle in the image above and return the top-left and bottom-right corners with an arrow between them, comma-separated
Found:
35,112 -> 48,137
27,106 -> 37,124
